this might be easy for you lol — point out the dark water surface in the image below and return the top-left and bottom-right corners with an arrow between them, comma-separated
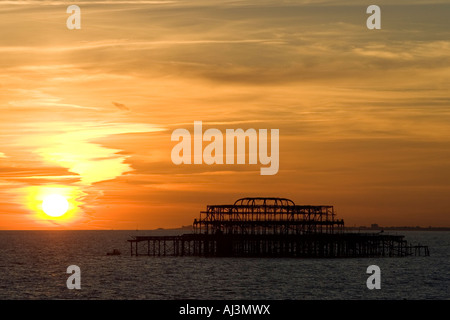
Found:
0,230 -> 448,299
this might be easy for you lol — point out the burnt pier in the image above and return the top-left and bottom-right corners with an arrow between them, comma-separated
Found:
128,197 -> 429,258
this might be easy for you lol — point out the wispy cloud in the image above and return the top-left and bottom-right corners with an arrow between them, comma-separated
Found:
8,90 -> 98,110
28,122 -> 165,185
0,39 -> 283,54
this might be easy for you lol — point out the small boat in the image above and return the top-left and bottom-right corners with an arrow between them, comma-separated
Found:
106,249 -> 121,256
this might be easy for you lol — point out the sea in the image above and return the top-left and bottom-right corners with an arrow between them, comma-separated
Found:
0,230 -> 448,300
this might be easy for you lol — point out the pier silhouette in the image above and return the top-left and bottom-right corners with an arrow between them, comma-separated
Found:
128,197 -> 429,258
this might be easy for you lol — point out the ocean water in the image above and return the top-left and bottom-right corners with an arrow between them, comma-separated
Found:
0,230 -> 448,300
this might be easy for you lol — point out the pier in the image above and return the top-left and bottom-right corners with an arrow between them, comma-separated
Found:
128,197 -> 429,258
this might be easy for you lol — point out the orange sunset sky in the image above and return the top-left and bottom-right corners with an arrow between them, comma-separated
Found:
0,0 -> 449,229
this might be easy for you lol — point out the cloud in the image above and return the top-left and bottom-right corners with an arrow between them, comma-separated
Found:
0,166 -> 76,178
112,102 -> 130,111
0,152 -> 6,158
1,119 -> 166,186
31,122 -> 165,185
8,90 -> 98,110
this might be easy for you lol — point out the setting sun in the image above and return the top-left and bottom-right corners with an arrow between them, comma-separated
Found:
42,194 -> 69,218
21,185 -> 83,227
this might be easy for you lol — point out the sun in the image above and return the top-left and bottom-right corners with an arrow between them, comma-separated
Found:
42,194 -> 70,217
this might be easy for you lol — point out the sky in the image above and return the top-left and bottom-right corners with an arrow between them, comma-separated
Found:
0,0 -> 449,229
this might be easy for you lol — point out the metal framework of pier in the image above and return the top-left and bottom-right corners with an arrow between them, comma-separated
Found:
128,197 -> 429,258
